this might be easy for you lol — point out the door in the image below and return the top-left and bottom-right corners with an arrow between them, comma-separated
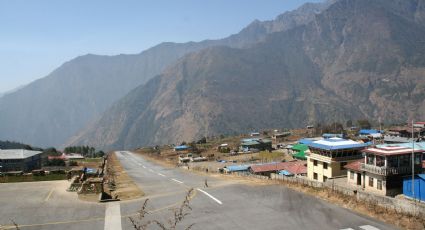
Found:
357,173 -> 361,185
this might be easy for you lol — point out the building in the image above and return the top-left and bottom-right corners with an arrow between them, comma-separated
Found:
250,161 -> 307,177
174,145 -> 189,152
223,165 -> 250,174
240,138 -> 272,152
272,132 -> 291,145
359,146 -> 424,196
384,126 -> 425,143
345,159 -> 364,187
0,149 -> 42,172
291,144 -> 308,160
306,137 -> 369,182
403,174 -> 425,202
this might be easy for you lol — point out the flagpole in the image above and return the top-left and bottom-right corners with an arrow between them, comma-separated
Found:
412,120 -> 415,200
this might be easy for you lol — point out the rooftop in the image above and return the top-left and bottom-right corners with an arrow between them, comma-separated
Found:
250,161 -> 306,174
308,137 -> 369,151
363,146 -> 424,156
344,159 -> 363,172
0,149 -> 42,160
377,142 -> 425,151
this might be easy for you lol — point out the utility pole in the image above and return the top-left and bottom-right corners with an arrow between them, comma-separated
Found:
412,119 -> 415,199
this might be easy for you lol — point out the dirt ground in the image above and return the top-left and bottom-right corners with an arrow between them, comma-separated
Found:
107,153 -> 144,201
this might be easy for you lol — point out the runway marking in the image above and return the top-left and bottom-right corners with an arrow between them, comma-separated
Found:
142,165 -> 146,168
359,225 -> 380,230
157,173 -> 165,177
44,187 -> 54,202
197,188 -> 222,205
171,179 -> 184,184
340,228 -> 354,230
105,202 -> 122,230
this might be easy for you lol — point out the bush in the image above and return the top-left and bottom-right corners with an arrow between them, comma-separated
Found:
45,159 -> 66,166
69,161 -> 78,166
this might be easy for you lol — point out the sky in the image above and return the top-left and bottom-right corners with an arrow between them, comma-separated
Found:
0,0 -> 321,93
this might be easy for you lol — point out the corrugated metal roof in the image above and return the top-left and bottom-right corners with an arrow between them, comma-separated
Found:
251,161 -> 306,174
224,165 -> 250,172
308,138 -> 369,151
359,129 -> 380,135
0,149 -> 42,159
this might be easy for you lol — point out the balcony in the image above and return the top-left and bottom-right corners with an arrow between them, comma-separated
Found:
361,163 -> 422,176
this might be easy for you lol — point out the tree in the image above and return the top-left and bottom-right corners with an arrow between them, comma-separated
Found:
357,119 -> 371,129
346,120 -> 353,128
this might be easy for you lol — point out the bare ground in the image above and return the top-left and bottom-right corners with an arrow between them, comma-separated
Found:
108,153 -> 144,201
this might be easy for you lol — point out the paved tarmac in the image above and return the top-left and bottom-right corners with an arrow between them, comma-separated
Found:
0,151 -> 398,230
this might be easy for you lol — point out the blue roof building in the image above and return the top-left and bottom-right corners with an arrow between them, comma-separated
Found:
174,145 -> 189,151
359,129 -> 380,135
306,138 -> 369,182
403,174 -> 425,202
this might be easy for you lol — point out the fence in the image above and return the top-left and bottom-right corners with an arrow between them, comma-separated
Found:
270,173 -> 425,215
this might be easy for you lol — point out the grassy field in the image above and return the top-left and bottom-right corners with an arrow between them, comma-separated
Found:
0,174 -> 67,183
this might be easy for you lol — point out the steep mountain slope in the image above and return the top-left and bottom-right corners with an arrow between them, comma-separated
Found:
72,0 -> 425,150
0,1 -> 331,147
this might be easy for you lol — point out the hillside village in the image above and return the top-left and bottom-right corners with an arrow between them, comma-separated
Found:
136,121 -> 425,207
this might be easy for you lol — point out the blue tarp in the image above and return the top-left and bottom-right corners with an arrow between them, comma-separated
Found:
298,138 -> 314,145
174,145 -> 189,151
322,133 -> 343,138
359,129 -> 380,135
278,170 -> 293,176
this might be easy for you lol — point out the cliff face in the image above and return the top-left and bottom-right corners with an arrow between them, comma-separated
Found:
71,0 -> 425,150
0,1 -> 330,147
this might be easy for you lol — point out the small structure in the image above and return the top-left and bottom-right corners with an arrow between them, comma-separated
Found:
0,149 -> 42,172
403,174 -> 425,202
250,132 -> 260,137
223,165 -> 250,174
272,132 -> 291,145
240,138 -> 272,152
306,137 -> 369,182
322,133 -> 344,139
250,161 -> 306,177
291,144 -> 308,160
345,159 -> 364,186
174,145 -> 189,152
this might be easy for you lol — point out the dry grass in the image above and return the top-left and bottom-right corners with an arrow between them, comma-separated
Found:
108,153 -> 144,201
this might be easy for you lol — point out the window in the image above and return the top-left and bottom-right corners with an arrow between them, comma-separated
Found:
376,156 -> 385,167
313,173 -> 318,180
377,180 -> 382,190
350,171 -> 354,180
323,176 -> 328,182
369,177 -> 374,187
323,162 -> 328,169
313,160 -> 318,166
340,162 -> 347,170
367,154 -> 374,165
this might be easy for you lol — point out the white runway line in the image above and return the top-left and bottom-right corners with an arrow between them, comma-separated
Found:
142,165 -> 146,168
359,225 -> 380,230
171,179 -> 184,184
197,188 -> 223,205
340,228 -> 355,230
104,202 -> 122,230
158,173 -> 165,177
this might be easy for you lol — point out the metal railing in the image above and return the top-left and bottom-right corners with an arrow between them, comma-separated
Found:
361,163 -> 421,176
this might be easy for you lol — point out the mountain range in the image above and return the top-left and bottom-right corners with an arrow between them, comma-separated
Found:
0,0 -> 332,148
71,0 -> 425,150
2,0 -> 425,151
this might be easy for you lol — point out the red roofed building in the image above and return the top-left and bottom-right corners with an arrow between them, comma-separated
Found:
344,159 -> 363,186
347,146 -> 424,196
250,161 -> 307,177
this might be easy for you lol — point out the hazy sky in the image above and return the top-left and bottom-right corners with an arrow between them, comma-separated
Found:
0,0 -> 321,93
